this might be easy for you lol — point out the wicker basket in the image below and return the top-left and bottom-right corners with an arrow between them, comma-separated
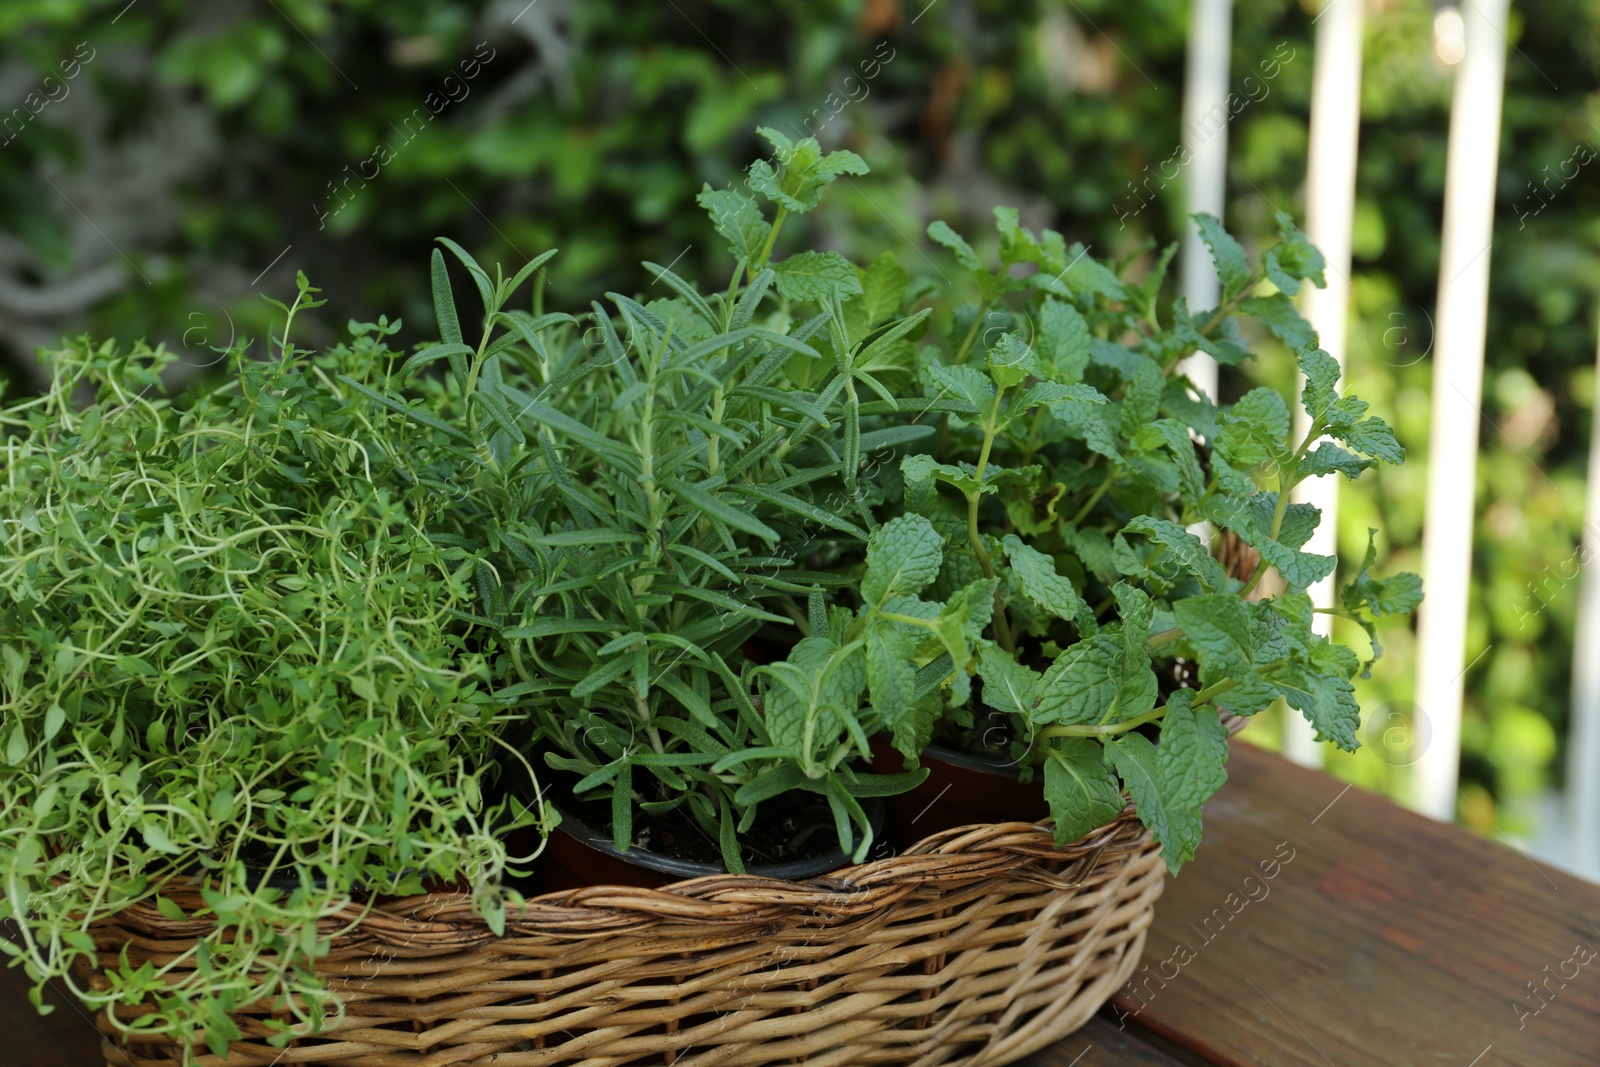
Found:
90,811 -> 1163,1067
88,534 -> 1259,1066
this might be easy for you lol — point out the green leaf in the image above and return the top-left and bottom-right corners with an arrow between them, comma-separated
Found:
1343,416 -> 1405,465
1104,732 -> 1190,873
986,333 -> 1037,389
1120,358 -> 1165,438
1240,292 -> 1317,351
1193,213 -> 1254,298
863,515 -> 944,605
854,251 -> 908,329
1054,242 -> 1126,301
1031,635 -> 1119,726
1299,348 -> 1340,425
866,623 -> 917,729
1341,530 -> 1424,618
1233,386 -> 1292,443
1153,690 -> 1229,869
1121,516 -> 1229,592
697,185 -> 772,263
925,362 -> 996,412
976,644 -> 1041,717
141,822 -> 181,855
927,220 -> 983,272
1256,538 -> 1337,590
1001,536 -> 1083,621
1275,666 -> 1360,750
400,342 -> 474,383
771,251 -> 865,302
1044,739 -> 1125,847
928,578 -> 999,705
1036,298 -> 1091,384
1261,212 -> 1327,296
1173,594 -> 1255,686
666,479 -> 780,543
1300,442 -> 1375,480
430,247 -> 463,348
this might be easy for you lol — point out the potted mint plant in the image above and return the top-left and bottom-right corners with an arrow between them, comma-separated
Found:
848,207 -> 1421,869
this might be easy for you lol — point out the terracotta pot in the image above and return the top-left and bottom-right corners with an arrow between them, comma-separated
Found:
870,734 -> 1049,852
536,797 -> 887,891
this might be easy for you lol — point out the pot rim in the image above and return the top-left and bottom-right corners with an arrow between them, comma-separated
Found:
920,739 -> 1032,778
550,795 -> 887,882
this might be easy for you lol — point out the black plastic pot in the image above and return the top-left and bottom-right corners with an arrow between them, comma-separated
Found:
537,796 -> 887,891
871,734 -> 1049,852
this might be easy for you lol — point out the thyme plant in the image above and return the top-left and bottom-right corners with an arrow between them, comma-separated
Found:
0,277 -> 546,1057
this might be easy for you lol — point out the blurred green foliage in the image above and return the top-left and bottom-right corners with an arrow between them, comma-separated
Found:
2,0 -> 1597,837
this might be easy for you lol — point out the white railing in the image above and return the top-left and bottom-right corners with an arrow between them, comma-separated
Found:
1181,0 -> 1598,879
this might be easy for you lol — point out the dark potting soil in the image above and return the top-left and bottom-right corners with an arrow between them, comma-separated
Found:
551,768 -> 845,868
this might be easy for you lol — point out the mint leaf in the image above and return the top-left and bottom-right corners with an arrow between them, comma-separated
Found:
697,185 -> 772,264
1031,634 -> 1119,727
977,643 -> 1041,717
1036,298 -> 1091,384
865,622 -> 917,732
1105,731 -> 1193,874
1154,690 -> 1229,867
1044,739 -> 1125,846
1299,347 -> 1340,425
1233,387 -> 1292,443
1240,292 -> 1318,351
853,251 -> 908,330
1342,530 -> 1424,618
926,362 -> 997,412
863,515 -> 945,605
1120,358 -> 1165,438
1173,594 -> 1255,685
1275,665 -> 1360,750
1002,535 -> 1084,621
1343,416 -> 1405,465
1255,538 -> 1336,590
987,333 -> 1037,389
1112,584 -> 1159,721
1300,442 -> 1375,480
930,577 -> 998,705
1193,213 -> 1253,298
928,220 -> 984,273
1261,212 -> 1327,296
994,205 -> 1044,266
1122,516 -> 1229,592
772,251 -> 865,302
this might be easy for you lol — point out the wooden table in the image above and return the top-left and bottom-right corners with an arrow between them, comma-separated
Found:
8,742 -> 1599,1065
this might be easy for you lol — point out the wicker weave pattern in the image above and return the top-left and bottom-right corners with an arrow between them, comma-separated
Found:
92,812 -> 1163,1067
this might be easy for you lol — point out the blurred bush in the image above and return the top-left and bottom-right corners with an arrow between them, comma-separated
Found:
2,0 -> 1597,835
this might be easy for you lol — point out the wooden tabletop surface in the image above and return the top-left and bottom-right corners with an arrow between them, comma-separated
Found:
8,741 -> 1599,1065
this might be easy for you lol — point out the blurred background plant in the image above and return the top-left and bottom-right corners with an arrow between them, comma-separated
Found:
2,0 -> 1595,859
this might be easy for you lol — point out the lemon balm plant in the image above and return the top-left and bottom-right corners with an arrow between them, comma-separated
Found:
0,276 -> 547,1057
842,207 -> 1423,871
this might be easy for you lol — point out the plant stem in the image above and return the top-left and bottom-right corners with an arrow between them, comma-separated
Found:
966,385 -> 1016,651
1038,678 -> 1240,739
951,301 -> 991,364
756,207 -> 789,269
1070,471 -> 1115,526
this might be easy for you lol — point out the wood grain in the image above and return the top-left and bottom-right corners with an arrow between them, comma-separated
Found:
1100,739 -> 1600,1067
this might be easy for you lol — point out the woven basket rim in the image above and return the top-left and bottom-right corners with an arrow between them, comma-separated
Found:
90,810 -> 1152,947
